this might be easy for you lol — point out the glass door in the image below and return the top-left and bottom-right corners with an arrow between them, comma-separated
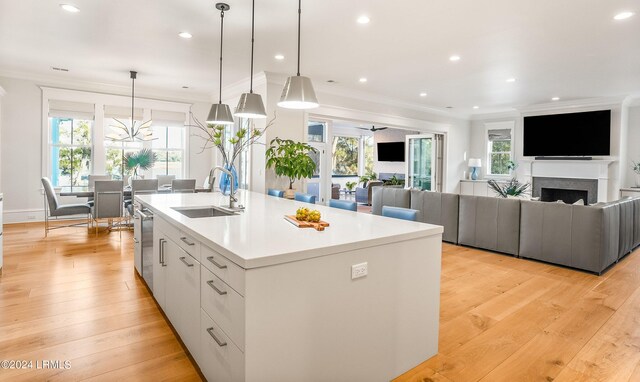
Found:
307,120 -> 328,203
406,134 -> 435,191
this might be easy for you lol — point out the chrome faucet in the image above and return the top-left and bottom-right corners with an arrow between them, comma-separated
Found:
212,166 -> 239,210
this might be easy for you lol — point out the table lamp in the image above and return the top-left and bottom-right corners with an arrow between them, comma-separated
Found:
468,158 -> 482,180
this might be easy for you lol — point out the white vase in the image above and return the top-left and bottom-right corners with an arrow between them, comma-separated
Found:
635,174 -> 640,187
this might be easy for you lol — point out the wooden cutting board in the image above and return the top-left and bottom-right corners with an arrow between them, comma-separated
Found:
284,215 -> 330,231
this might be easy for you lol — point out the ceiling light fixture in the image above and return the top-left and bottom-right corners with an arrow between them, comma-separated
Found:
178,32 -> 193,39
207,3 -> 235,125
278,0 -> 319,109
359,77 -> 368,83
357,15 -> 370,24
106,71 -> 154,142
506,78 -> 517,83
60,4 -> 79,13
614,11 -> 635,20
449,55 -> 461,62
235,0 -> 267,119
551,97 -> 560,101
274,54 -> 285,60
420,92 -> 427,97
473,106 -> 479,109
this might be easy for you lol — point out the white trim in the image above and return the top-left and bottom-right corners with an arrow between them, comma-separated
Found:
518,96 -> 626,116
4,208 -> 46,224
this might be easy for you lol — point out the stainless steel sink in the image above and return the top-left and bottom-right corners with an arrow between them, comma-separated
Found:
171,206 -> 238,218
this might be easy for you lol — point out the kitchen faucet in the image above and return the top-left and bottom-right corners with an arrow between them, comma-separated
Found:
212,166 -> 240,210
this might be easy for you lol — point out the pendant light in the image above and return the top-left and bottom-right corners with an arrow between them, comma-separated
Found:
207,3 -> 235,125
105,71 -> 153,141
235,0 -> 267,118
277,0 -> 319,109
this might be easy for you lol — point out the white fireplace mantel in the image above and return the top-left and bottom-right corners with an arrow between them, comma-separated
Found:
520,159 -> 616,202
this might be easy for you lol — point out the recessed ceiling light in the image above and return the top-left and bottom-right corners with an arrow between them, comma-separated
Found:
419,92 -> 427,97
60,4 -> 80,13
551,97 -> 560,101
178,32 -> 192,39
506,78 -> 517,83
449,55 -> 461,62
357,15 -> 370,24
614,11 -> 635,20
473,106 -> 479,109
359,77 -> 367,83
274,54 -> 285,60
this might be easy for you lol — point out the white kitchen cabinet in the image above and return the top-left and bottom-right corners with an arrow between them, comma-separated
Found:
133,212 -> 142,276
201,266 -> 245,351
200,309 -> 245,382
165,238 -> 201,362
152,226 -> 168,311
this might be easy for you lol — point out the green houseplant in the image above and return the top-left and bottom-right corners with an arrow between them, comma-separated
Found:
488,178 -> 530,198
345,181 -> 357,191
124,148 -> 157,181
265,138 -> 318,198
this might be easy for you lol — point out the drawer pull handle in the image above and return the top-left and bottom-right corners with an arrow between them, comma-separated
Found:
133,238 -> 139,244
179,256 -> 194,267
206,280 -> 227,295
159,238 -> 167,266
206,256 -> 227,269
180,237 -> 195,246
206,327 -> 227,347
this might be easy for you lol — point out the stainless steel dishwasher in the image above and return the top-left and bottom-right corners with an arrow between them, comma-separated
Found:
135,207 -> 154,291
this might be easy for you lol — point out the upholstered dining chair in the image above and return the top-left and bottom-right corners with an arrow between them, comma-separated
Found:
41,177 -> 91,237
294,192 -> 316,204
171,179 -> 197,193
156,174 -> 176,188
381,206 -> 419,221
127,179 -> 159,216
87,175 -> 111,206
329,199 -> 357,211
267,188 -> 285,198
93,180 -> 124,237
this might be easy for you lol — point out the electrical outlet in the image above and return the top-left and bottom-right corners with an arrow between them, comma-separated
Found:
351,262 -> 368,279
27,215 -> 36,220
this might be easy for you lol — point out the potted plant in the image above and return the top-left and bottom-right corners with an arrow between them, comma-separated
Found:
124,148 -> 157,184
488,178 -> 530,198
633,161 -> 640,187
383,174 -> 404,187
265,138 -> 318,199
345,181 -> 357,192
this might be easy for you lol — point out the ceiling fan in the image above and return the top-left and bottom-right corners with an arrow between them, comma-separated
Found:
357,125 -> 388,132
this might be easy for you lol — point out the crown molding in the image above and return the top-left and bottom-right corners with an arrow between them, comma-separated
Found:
470,109 -> 521,121
517,95 -> 628,116
221,72 -> 268,102
0,68 -> 213,104
261,71 -> 471,122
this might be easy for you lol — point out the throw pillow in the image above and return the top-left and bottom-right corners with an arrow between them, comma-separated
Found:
573,199 -> 584,205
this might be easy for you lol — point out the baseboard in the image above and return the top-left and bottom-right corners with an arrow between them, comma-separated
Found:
4,208 -> 46,224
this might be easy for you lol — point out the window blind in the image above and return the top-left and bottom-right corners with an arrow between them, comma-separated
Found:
48,100 -> 95,119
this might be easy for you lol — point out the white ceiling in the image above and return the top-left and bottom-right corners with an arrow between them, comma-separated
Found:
0,0 -> 638,114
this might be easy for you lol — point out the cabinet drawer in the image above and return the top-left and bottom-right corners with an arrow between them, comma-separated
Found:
200,309 -> 244,382
201,245 -> 245,296
201,267 -> 245,351
176,230 -> 201,262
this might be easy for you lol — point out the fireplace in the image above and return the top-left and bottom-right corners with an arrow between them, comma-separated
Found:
541,188 -> 588,204
532,177 -> 598,204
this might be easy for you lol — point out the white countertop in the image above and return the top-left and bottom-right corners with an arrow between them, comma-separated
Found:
137,190 -> 443,269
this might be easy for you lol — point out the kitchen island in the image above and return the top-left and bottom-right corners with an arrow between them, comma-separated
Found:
136,190 -> 442,381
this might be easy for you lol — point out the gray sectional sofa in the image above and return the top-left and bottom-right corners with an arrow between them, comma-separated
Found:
372,186 -> 640,274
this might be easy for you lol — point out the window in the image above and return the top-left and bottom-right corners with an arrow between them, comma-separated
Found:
363,135 -> 374,175
332,136 -> 359,176
49,117 -> 93,190
487,128 -> 512,176
151,124 -> 186,178
104,118 -> 143,180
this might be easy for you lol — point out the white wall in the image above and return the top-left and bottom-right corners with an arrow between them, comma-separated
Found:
0,75 -> 212,223
373,128 -> 419,176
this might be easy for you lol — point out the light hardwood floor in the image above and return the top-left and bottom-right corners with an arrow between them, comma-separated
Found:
1,223 -> 639,381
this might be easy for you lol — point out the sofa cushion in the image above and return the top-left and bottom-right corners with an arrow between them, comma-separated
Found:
371,187 -> 410,215
410,190 -> 459,243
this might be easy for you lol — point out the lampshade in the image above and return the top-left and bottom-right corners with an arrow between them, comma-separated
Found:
235,92 -> 267,118
278,75 -> 319,109
206,103 -> 235,125
468,158 -> 482,167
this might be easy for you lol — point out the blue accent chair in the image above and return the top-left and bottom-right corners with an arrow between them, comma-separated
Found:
267,188 -> 285,198
382,206 -> 419,221
294,192 -> 316,204
329,199 -> 357,212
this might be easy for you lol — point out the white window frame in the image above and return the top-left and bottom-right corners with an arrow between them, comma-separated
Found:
484,121 -> 515,178
41,87 -> 191,182
48,117 -> 94,189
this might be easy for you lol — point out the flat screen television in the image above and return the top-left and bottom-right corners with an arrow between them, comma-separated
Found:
377,142 -> 405,162
523,110 -> 611,157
